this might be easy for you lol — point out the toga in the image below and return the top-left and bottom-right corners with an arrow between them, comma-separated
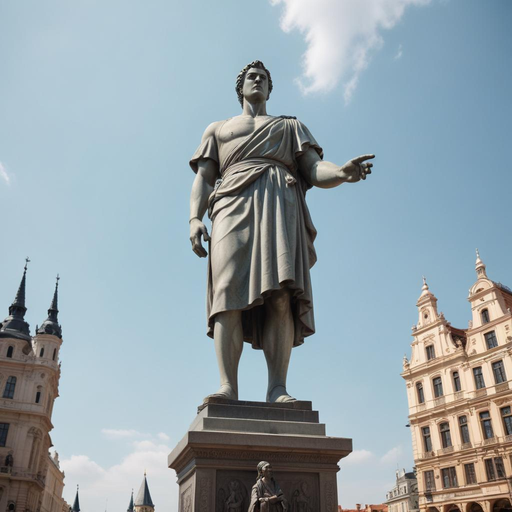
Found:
190,116 -> 323,348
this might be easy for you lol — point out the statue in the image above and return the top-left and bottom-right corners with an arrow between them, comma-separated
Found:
248,461 -> 288,512
189,60 -> 374,403
224,480 -> 245,512
4,452 -> 13,469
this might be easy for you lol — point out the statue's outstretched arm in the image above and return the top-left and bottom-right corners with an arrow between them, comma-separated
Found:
298,148 -> 374,189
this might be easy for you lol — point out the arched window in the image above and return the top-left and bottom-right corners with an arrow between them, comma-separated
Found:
3,377 -> 17,399
39,347 -> 44,357
52,348 -> 57,361
481,309 -> 490,324
433,376 -> 444,398
6,346 -> 13,358
439,422 -> 452,448
416,382 -> 425,404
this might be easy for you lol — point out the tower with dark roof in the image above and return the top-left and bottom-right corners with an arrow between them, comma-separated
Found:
72,485 -> 80,512
0,259 -> 32,346
127,489 -> 134,512
134,473 -> 155,512
0,262 -> 69,512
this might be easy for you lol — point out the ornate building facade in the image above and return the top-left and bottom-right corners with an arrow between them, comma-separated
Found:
402,253 -> 512,512
385,469 -> 419,512
0,262 -> 69,512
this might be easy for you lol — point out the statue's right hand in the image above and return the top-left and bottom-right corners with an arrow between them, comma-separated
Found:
189,218 -> 210,258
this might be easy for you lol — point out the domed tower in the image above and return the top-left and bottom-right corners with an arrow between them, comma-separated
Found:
0,259 -> 32,354
134,472 -> 155,512
0,262 -> 69,512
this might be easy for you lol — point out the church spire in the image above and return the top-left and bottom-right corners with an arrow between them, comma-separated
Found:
134,473 -> 154,510
0,258 -> 31,342
475,248 -> 487,278
37,275 -> 62,338
72,485 -> 80,512
127,489 -> 134,512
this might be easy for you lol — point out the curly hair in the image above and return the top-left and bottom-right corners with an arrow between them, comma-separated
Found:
235,60 -> 273,107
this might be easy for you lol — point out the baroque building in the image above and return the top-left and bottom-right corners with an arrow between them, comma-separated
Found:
0,261 -> 69,512
385,469 -> 419,512
402,252 -> 512,512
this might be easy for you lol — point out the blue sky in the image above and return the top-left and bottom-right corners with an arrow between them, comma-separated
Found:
1,0 -> 511,509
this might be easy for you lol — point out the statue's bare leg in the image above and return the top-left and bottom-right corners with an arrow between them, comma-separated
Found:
206,310 -> 243,401
263,288 -> 296,403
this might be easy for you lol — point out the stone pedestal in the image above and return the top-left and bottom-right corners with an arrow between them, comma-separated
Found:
168,398 -> 352,512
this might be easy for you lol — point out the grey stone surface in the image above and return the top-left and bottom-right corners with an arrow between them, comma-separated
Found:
188,60 -> 375,404
169,400 -> 351,512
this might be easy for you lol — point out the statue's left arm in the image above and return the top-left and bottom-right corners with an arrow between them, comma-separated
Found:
297,148 -> 374,189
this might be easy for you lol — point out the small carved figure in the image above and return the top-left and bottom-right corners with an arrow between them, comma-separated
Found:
291,481 -> 312,512
224,480 -> 244,512
248,461 -> 288,511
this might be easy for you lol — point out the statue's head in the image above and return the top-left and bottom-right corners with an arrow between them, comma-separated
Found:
236,60 -> 273,107
257,460 -> 273,480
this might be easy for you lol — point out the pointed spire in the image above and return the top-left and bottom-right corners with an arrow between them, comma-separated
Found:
0,258 -> 31,342
127,489 -> 134,512
37,275 -> 62,338
72,485 -> 80,512
134,473 -> 154,508
475,248 -> 487,278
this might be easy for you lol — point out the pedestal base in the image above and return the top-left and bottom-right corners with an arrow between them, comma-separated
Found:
168,398 -> 352,512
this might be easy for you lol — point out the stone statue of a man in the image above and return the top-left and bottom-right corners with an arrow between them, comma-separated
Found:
189,60 -> 374,403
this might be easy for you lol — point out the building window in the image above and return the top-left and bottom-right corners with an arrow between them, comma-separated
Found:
2,377 -> 16,399
459,415 -> 471,444
416,382 -> 425,404
452,371 -> 461,392
0,423 -> 9,447
492,360 -> 507,384
464,463 -> 477,484
433,377 -> 443,397
481,309 -> 490,324
485,331 -> 498,349
440,422 -> 452,448
35,392 -> 41,404
501,406 -> 512,435
473,367 -> 485,389
485,457 -> 506,481
480,411 -> 494,439
6,346 -> 13,358
441,467 -> 458,488
426,345 -> 436,360
424,470 -> 435,491
39,347 -> 44,357
422,426 -> 432,452
52,348 -> 57,361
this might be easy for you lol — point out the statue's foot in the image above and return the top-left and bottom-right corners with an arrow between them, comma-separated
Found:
267,385 -> 297,403
204,384 -> 238,402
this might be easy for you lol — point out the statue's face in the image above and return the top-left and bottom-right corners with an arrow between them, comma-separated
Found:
242,67 -> 269,105
261,463 -> 273,478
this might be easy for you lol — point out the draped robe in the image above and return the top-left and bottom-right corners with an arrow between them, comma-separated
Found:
248,478 -> 288,512
190,116 -> 323,349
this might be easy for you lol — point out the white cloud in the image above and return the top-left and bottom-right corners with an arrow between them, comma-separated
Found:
157,432 -> 170,441
340,449 -> 374,466
0,162 -> 11,185
380,444 -> 403,464
101,428 -> 143,439
394,43 -> 404,60
270,0 -> 431,102
61,432 -> 177,510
